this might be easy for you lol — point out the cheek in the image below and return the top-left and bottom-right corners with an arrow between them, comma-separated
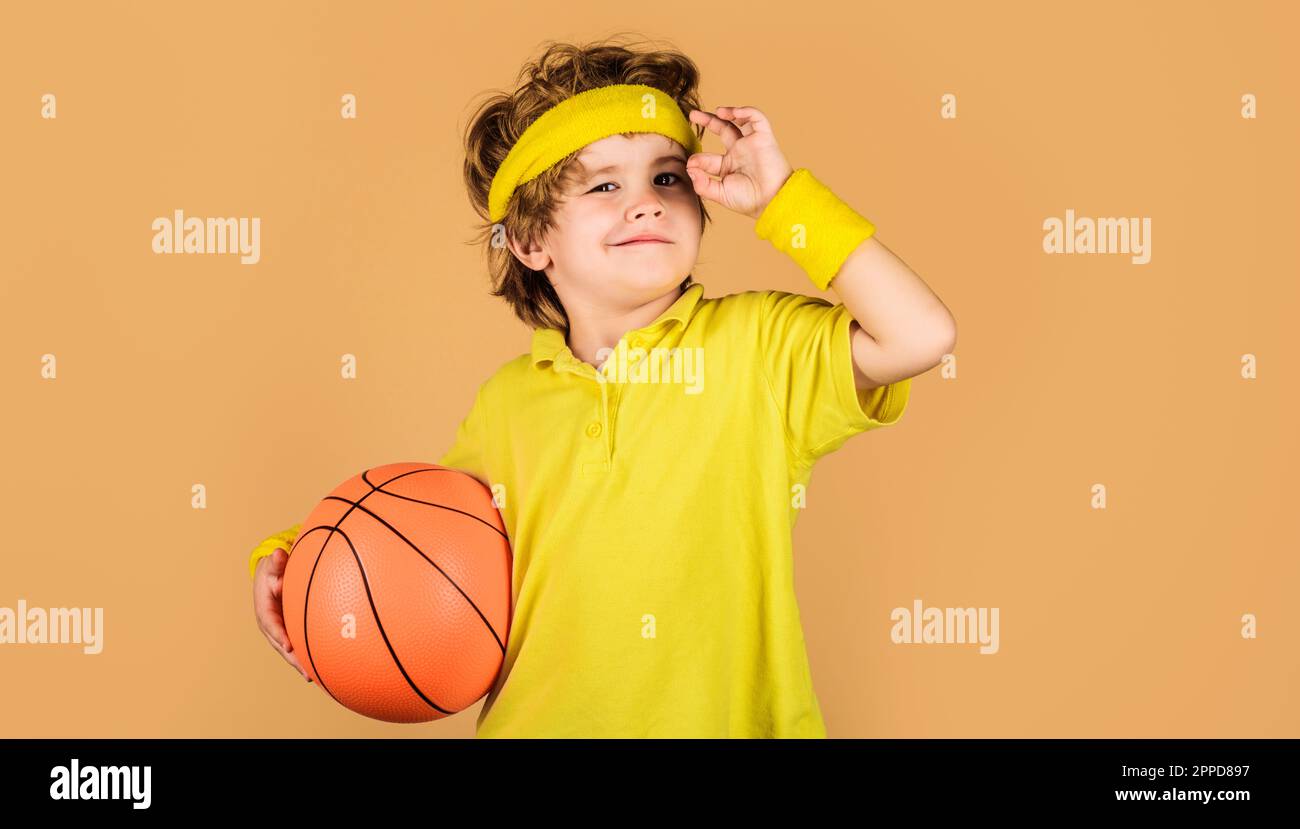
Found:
673,196 -> 703,227
564,204 -> 613,238
551,209 -> 604,253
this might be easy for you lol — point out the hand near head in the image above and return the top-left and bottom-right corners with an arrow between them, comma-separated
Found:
685,106 -> 795,221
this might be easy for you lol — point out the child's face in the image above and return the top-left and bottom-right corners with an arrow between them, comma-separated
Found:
517,132 -> 703,313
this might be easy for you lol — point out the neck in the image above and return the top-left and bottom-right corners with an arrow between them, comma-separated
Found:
565,285 -> 685,369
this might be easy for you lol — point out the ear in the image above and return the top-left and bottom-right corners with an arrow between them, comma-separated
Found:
505,229 -> 552,272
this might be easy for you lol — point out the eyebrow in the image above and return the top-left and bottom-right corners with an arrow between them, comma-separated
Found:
578,154 -> 688,182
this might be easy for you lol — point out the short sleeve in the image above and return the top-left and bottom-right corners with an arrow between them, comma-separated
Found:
436,384 -> 491,488
758,290 -> 910,465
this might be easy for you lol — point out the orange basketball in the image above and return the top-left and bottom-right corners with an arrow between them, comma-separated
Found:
281,461 -> 512,723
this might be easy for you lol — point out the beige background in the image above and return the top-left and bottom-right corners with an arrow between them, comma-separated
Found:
1,1 -> 1296,738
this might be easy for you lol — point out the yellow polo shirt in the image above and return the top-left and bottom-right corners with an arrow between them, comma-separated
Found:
247,172 -> 916,736
434,282 -> 910,737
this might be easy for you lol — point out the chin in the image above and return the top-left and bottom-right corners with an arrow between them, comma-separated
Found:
619,268 -> 685,295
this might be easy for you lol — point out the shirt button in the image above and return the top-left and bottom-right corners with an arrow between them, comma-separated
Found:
586,421 -> 602,438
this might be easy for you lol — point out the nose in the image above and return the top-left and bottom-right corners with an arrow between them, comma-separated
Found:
625,187 -> 666,222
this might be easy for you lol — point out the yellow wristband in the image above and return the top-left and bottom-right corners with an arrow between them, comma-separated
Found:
754,168 -> 876,291
248,523 -> 302,580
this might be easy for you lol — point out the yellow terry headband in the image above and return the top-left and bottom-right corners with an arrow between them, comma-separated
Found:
488,83 -> 704,223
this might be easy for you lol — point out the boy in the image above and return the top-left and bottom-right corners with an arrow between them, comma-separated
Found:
250,40 -> 955,737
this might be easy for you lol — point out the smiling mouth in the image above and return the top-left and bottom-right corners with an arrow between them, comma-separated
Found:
614,240 -> 671,246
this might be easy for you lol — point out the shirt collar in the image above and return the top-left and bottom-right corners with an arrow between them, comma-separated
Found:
531,282 -> 705,370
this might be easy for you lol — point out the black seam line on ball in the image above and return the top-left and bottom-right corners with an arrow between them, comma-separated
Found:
362,467 -> 509,651
320,494 -> 506,655
303,523 -> 453,716
362,467 -> 509,541
333,475 -> 506,654
298,525 -> 346,711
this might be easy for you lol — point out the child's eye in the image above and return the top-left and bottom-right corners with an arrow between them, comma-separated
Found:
588,173 -> 683,194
